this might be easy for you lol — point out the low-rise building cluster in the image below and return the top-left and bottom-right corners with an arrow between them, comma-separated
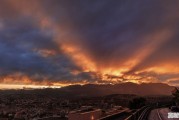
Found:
0,93 -> 129,120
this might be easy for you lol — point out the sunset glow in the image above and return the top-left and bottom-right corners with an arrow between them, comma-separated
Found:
0,0 -> 179,89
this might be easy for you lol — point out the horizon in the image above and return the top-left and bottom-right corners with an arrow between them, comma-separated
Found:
0,0 -> 179,89
0,82 -> 175,90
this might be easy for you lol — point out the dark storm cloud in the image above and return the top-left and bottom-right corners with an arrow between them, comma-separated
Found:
39,0 -> 179,68
0,17 -> 95,83
128,32 -> 179,73
0,0 -> 179,84
42,0 -> 179,83
40,0 -> 179,83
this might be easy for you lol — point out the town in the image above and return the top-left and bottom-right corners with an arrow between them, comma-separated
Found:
0,89 -> 172,120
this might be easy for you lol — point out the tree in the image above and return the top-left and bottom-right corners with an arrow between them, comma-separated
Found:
129,97 -> 146,109
172,87 -> 179,106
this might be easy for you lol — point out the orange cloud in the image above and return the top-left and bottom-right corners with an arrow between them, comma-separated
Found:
0,0 -> 179,88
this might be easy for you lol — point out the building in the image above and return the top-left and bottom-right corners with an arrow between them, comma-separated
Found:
68,106 -> 102,120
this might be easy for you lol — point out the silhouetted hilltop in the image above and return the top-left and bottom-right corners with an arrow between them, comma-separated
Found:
0,82 -> 174,98
60,82 -> 173,97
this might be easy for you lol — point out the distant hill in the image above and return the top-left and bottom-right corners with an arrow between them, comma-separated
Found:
59,82 -> 174,97
0,82 -> 174,98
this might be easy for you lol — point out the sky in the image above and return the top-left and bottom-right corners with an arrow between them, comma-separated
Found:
0,0 -> 179,88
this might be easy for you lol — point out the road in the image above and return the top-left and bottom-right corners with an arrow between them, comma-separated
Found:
148,108 -> 179,120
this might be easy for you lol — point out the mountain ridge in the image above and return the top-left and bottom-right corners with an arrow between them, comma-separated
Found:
0,82 -> 174,98
59,82 -> 174,97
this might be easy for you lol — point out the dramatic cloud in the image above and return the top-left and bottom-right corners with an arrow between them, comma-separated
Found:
0,0 -> 179,87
